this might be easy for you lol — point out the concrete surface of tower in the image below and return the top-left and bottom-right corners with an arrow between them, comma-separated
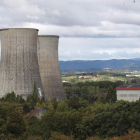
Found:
0,28 -> 44,99
37,35 -> 65,101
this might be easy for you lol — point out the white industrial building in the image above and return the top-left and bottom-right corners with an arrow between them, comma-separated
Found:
116,84 -> 140,102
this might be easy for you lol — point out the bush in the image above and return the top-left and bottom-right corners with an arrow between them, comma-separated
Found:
22,103 -> 30,113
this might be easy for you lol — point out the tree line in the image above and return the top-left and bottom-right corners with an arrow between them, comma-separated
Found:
1,80 -> 140,139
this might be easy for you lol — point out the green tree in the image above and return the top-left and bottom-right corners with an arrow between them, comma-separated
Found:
26,116 -> 42,139
4,91 -> 16,103
26,82 -> 40,105
16,95 -> 25,103
64,86 -> 71,99
51,98 -> 58,110
32,82 -> 39,103
22,103 -> 30,113
40,110 -> 82,137
68,94 -> 79,109
0,106 -> 8,139
131,79 -> 137,83
81,86 -> 90,100
79,98 -> 89,108
49,132 -> 74,140
106,85 -> 116,105
56,99 -> 70,112
6,108 -> 26,137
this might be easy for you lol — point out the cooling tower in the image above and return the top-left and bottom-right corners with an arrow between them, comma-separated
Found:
0,28 -> 44,99
37,35 -> 65,101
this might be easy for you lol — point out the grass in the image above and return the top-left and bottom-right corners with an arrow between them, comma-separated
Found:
61,74 -> 131,83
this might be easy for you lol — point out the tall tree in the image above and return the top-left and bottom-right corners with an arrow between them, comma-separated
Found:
106,85 -> 116,105
32,82 -> 39,103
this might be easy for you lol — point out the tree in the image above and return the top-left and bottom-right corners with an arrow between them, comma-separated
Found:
79,98 -> 89,108
49,132 -> 74,140
64,86 -> 72,99
81,86 -> 90,100
56,99 -> 70,112
47,104 -> 54,111
26,116 -> 41,139
6,108 -> 26,137
16,95 -> 25,103
86,136 -> 101,140
106,86 -> 116,105
40,110 -> 82,137
110,129 -> 140,140
27,136 -> 42,140
26,82 -> 40,105
131,79 -> 137,83
68,94 -> 80,109
32,82 -> 39,103
22,103 -> 30,113
4,91 -> 16,103
50,98 -> 58,110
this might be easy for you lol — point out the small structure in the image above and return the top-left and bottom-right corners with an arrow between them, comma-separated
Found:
116,83 -> 140,102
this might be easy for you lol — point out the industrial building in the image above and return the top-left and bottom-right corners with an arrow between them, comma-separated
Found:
0,28 -> 44,99
37,35 -> 65,100
116,84 -> 140,102
0,28 -> 65,100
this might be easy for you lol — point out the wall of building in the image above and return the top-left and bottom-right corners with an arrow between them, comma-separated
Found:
117,90 -> 140,102
37,35 -> 65,101
0,28 -> 44,99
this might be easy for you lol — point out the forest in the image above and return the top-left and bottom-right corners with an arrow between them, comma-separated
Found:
1,81 -> 140,139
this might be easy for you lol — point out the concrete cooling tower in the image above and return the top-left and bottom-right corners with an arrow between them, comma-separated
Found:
0,28 -> 44,99
37,35 -> 65,101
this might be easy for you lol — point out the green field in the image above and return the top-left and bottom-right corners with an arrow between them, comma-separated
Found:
61,70 -> 140,83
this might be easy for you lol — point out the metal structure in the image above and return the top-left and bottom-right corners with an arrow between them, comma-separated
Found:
37,35 -> 65,101
0,28 -> 44,99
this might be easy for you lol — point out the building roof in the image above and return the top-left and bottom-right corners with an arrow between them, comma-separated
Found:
116,83 -> 140,90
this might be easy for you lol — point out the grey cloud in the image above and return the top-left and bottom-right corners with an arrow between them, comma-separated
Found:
0,0 -> 140,36
58,37 -> 140,60
1,0 -> 140,60
59,50 -> 140,61
1,0 -> 139,28
27,23 -> 140,38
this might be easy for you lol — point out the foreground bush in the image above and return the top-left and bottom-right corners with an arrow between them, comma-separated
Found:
49,132 -> 74,140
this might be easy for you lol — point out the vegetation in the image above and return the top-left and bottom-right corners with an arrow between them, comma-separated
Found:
61,71 -> 131,83
1,79 -> 140,139
61,70 -> 140,83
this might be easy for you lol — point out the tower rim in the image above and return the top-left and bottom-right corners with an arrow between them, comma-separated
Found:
0,28 -> 39,31
38,35 -> 59,38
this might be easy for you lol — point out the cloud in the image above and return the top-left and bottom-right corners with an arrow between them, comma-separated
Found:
59,50 -> 140,61
59,37 -> 140,60
21,22 -> 140,38
0,0 -> 140,60
0,0 -> 140,37
0,0 -> 139,28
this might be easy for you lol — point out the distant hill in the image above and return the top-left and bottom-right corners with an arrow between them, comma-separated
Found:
59,59 -> 140,72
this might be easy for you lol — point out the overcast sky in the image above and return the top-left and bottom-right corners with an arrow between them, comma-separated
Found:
0,0 -> 140,60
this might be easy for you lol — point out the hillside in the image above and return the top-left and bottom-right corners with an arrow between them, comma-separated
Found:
59,59 -> 140,72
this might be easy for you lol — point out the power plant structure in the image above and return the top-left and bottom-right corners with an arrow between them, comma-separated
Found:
0,28 -> 65,100
116,83 -> 140,102
37,35 -> 65,101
